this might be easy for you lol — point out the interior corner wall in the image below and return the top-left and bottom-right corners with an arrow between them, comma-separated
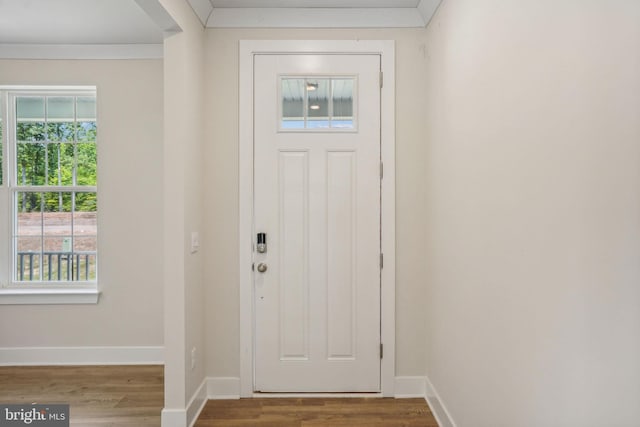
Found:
203,28 -> 430,379
423,1 -> 640,426
0,60 -> 164,351
160,0 -> 206,414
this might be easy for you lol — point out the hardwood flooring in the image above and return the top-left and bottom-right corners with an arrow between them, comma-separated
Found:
0,365 -> 439,426
0,365 -> 163,426
196,397 -> 438,427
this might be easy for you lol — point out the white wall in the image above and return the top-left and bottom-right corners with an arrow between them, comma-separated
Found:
160,0 -> 207,419
203,28 -> 430,379
423,1 -> 640,426
0,59 -> 164,349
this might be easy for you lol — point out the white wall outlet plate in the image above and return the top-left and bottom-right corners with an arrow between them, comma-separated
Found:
190,232 -> 200,253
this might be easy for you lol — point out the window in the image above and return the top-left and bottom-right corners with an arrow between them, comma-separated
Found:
0,87 -> 98,304
280,77 -> 356,131
0,99 -> 3,184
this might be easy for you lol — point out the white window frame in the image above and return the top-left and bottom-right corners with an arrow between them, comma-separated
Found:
0,86 -> 100,305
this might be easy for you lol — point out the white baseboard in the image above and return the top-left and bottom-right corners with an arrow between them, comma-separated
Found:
393,376 -> 456,427
425,376 -> 457,427
207,377 -> 241,399
167,377 -> 239,427
0,346 -> 164,366
394,376 -> 428,398
161,408 -> 187,427
161,380 -> 208,427
187,378 -> 208,427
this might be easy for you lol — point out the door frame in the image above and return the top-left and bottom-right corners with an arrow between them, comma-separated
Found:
239,40 -> 396,397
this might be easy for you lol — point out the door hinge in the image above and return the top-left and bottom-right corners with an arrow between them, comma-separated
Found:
379,71 -> 384,88
380,162 -> 384,179
380,253 -> 384,269
380,343 -> 383,359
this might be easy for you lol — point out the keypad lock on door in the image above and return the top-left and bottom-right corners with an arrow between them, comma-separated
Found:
257,232 -> 267,253
256,233 -> 268,273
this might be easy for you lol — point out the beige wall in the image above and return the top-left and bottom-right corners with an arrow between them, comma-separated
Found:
204,28 -> 430,378
160,0 -> 207,411
6,3 -> 637,424
423,0 -> 640,425
0,59 -> 164,348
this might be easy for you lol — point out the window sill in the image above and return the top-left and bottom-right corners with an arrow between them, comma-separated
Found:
0,288 -> 100,305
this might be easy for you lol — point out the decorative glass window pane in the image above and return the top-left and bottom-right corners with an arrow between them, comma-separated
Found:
307,79 -> 330,129
17,97 -> 45,121
47,122 -> 75,142
47,143 -> 74,186
76,143 -> 98,186
280,77 -> 356,131
17,143 -> 47,185
43,192 -> 73,254
16,192 -> 43,235
77,121 -> 97,142
77,97 -> 96,120
332,79 -> 354,129
17,122 -> 46,142
47,97 -> 74,121
282,78 -> 305,129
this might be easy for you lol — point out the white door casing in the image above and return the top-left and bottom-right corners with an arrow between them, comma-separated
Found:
239,40 -> 396,397
253,54 -> 380,392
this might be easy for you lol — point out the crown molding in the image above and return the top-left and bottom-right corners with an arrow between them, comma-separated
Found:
135,0 -> 181,33
186,0 -> 214,26
188,0 -> 442,29
417,0 -> 442,26
207,7 -> 427,28
0,44 -> 163,60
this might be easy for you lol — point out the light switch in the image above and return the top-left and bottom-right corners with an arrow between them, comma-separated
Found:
191,231 -> 200,253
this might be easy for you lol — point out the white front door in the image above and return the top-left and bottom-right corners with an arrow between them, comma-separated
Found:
253,54 -> 381,392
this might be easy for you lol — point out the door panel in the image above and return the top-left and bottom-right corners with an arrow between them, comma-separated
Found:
278,150 -> 309,360
254,54 -> 381,392
326,151 -> 357,360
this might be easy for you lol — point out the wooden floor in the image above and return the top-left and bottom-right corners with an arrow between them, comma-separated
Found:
0,365 -> 438,426
196,397 -> 438,427
0,365 -> 163,426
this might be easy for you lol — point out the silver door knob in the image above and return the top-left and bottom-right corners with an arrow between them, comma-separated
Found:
256,263 -> 268,273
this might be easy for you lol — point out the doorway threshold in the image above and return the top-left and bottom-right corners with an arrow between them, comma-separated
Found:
252,392 -> 383,398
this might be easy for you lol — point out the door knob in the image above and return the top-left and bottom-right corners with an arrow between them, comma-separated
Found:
257,263 -> 268,273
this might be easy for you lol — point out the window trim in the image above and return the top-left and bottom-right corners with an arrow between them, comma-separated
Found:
0,288 -> 100,305
0,86 -> 100,305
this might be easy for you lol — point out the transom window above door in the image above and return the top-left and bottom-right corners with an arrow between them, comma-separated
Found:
280,77 -> 357,131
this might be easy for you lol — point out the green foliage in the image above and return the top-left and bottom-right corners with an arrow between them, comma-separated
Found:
16,120 -> 97,213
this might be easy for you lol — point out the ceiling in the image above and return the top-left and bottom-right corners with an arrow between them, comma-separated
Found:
0,0 -> 441,53
208,0 -> 420,7
192,0 -> 440,28
0,0 -> 163,45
